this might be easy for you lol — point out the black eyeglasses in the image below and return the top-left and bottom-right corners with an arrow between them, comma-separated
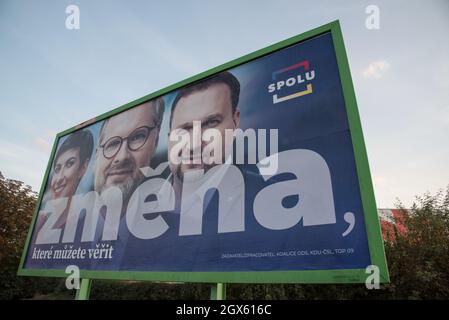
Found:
100,126 -> 156,159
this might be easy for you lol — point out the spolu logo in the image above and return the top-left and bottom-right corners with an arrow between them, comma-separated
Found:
267,60 -> 315,104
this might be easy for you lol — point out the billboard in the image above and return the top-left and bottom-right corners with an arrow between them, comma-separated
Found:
18,21 -> 389,283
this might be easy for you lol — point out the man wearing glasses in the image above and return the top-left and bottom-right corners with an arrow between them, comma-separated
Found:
89,98 -> 164,269
94,98 -> 164,207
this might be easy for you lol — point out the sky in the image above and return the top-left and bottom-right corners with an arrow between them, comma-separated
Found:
0,0 -> 448,208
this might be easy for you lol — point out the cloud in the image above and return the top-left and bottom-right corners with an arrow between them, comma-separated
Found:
362,60 -> 390,79
34,137 -> 51,154
44,129 -> 57,138
372,174 -> 387,186
34,127 -> 58,154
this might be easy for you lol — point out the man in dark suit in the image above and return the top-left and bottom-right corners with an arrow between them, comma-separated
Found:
116,71 -> 272,272
153,71 -> 268,272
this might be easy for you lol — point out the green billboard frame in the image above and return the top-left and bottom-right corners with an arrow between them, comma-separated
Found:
17,20 -> 389,284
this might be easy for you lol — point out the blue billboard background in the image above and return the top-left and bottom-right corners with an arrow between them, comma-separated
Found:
24,32 -> 372,272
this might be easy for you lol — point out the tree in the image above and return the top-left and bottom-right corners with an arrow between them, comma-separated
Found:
382,187 -> 449,299
0,172 -> 57,299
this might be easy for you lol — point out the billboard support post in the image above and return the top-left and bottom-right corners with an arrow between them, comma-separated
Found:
210,283 -> 226,300
75,279 -> 92,300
